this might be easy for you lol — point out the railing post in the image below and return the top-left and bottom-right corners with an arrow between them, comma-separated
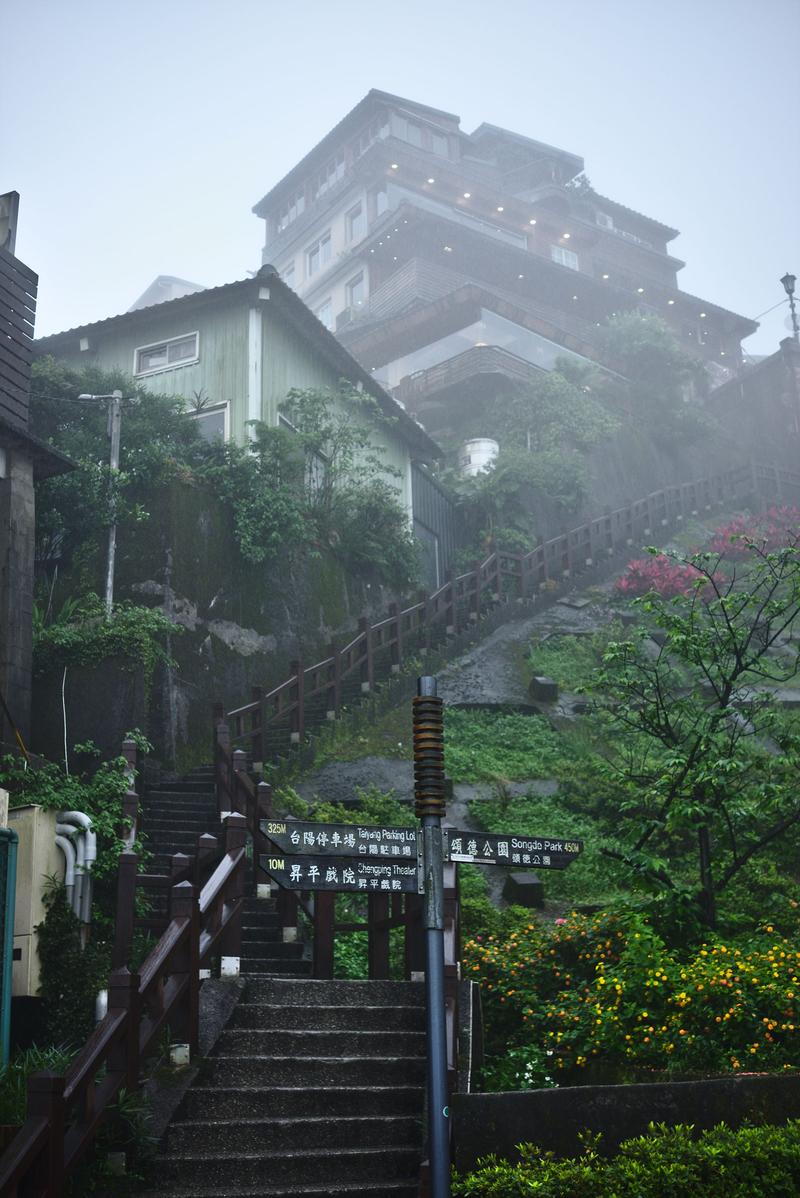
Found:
232,749 -> 248,815
112,850 -> 138,970
389,602 -> 403,674
107,967 -> 141,1094
27,1071 -> 65,1196
472,560 -> 482,620
250,685 -> 263,764
221,814 -> 246,967
358,617 -> 374,693
446,569 -> 457,636
368,892 -> 390,978
290,659 -> 305,744
328,641 -> 341,718
313,890 -> 335,978
169,881 -> 200,1057
195,833 -> 218,885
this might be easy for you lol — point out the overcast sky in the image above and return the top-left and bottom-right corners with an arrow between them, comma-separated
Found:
3,0 -> 798,354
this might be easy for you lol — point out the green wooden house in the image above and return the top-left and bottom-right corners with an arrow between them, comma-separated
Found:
35,265 -> 440,528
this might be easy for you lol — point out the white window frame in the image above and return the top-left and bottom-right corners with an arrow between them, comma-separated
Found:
281,262 -> 296,288
596,211 -> 614,230
315,298 -> 333,330
346,271 -> 367,309
550,245 -> 579,271
134,331 -> 199,377
306,231 -> 332,278
189,400 -> 229,443
346,201 -> 366,243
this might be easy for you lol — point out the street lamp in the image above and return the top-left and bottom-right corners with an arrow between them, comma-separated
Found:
780,272 -> 799,342
77,390 -> 123,615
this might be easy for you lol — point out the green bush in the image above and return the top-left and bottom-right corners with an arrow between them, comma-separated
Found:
452,1120 -> 800,1197
444,709 -> 563,783
0,1044 -> 73,1124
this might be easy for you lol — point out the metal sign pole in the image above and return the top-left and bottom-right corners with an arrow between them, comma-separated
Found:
413,676 -> 450,1198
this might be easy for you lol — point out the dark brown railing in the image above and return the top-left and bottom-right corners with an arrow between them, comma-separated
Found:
0,796 -> 246,1197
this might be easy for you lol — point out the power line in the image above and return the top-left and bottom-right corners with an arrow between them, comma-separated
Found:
751,297 -> 789,321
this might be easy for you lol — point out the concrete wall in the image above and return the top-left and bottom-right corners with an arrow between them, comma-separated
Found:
453,1074 -> 800,1169
0,451 -> 35,743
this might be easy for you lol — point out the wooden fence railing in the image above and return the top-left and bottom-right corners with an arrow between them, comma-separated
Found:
0,791 -> 246,1197
219,460 -> 779,770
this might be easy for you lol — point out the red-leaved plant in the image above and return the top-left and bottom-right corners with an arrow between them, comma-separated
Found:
708,506 -> 800,559
615,555 -> 702,598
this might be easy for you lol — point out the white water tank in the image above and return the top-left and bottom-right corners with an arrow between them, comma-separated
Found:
458,438 -> 499,477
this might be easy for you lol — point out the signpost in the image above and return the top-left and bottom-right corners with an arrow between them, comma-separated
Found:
257,678 -> 584,1198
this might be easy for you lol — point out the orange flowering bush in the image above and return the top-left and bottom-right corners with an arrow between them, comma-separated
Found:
464,911 -> 800,1089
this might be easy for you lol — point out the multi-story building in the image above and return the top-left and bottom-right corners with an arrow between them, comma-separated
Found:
253,90 -> 757,438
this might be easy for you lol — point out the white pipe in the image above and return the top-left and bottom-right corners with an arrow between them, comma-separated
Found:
57,822 -> 85,919
54,834 -> 76,907
59,811 -> 96,925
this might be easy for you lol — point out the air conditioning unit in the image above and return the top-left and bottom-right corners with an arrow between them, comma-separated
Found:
336,307 -> 356,331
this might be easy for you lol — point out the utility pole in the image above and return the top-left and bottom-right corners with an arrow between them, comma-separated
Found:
78,389 -> 124,616
413,675 -> 450,1198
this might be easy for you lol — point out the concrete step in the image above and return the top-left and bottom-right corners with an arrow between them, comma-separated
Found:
236,929 -> 283,947
239,959 -> 312,976
157,1146 -> 420,1189
176,1085 -> 423,1122
216,1029 -> 426,1058
198,1055 -> 426,1088
163,1114 -> 421,1155
229,1003 -> 425,1032
148,781 -> 216,795
137,1180 -> 418,1198
240,941 -> 304,961
241,978 -> 425,1007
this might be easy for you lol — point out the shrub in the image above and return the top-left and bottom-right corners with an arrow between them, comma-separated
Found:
614,555 -> 704,598
444,709 -> 562,783
708,506 -> 800,558
452,1120 -> 800,1197
464,911 -> 800,1088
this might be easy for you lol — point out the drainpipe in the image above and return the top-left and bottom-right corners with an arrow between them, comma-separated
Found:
57,821 -> 85,920
58,811 -> 96,924
54,834 -> 76,910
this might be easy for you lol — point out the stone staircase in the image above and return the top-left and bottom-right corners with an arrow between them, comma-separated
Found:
140,769 -> 310,977
142,978 -> 426,1197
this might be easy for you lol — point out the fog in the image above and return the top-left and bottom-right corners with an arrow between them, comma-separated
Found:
2,0 -> 798,353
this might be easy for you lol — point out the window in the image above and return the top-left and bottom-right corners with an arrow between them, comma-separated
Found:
278,413 -> 327,493
550,245 -> 579,271
281,262 -> 296,289
371,186 -> 389,218
346,201 -> 366,242
431,131 -> 449,157
346,272 -> 367,308
311,151 -> 346,202
596,211 -> 614,230
277,188 -> 305,233
405,120 -> 422,147
353,116 -> 390,160
190,401 -> 228,444
134,331 -> 198,376
306,231 -> 332,277
315,298 -> 333,330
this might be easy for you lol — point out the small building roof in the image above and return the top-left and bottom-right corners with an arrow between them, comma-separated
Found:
128,275 -> 206,311
34,269 -> 440,459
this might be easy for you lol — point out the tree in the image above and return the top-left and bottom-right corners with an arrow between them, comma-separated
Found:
592,534 -> 800,930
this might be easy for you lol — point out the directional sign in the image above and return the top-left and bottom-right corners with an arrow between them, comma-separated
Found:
260,852 -> 423,893
445,830 -> 583,869
261,818 -> 418,860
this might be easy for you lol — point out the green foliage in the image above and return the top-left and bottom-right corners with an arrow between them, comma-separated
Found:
452,1120 -> 800,1197
444,709 -> 563,782
591,538 -> 800,927
528,628 -> 620,692
36,883 -> 110,1045
595,312 -> 710,442
465,910 -> 800,1088
33,593 -> 178,684
307,783 -> 415,829
0,1044 -> 73,1124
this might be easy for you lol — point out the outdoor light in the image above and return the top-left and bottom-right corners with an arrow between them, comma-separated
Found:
390,163 -> 399,169
443,245 -> 452,252
496,206 -> 504,212
427,178 -> 435,184
602,273 -> 609,279
529,218 -> 537,225
562,232 -> 571,239
781,272 -> 799,340
463,192 -> 471,198
700,312 -> 706,318
668,299 -> 675,305
637,287 -> 645,293
518,273 -> 524,279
